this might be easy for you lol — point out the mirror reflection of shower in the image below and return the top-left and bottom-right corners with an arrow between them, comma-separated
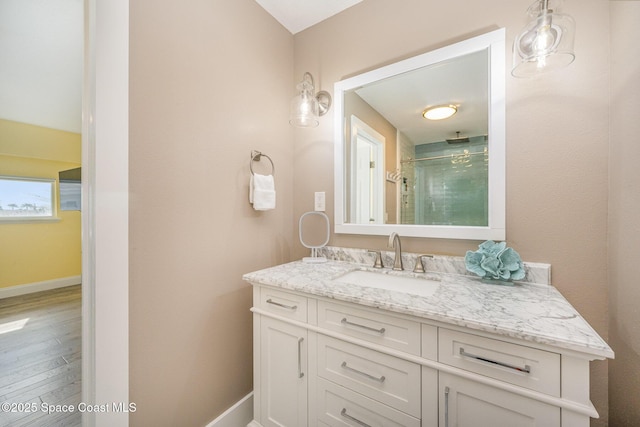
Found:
400,134 -> 489,226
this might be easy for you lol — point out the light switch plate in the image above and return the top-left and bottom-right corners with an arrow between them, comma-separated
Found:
314,192 -> 325,211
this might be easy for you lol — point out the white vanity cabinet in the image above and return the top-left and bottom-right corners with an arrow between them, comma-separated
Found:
248,281 -> 606,427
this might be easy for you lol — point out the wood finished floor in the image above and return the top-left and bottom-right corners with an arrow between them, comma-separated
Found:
0,285 -> 81,427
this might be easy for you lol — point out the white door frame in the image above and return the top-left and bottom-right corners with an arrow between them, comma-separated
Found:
82,0 -> 129,425
349,115 -> 385,224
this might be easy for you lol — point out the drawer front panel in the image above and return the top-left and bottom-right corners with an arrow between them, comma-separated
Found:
317,301 -> 420,355
260,287 -> 307,322
316,378 -> 421,427
439,328 -> 560,396
317,335 -> 421,417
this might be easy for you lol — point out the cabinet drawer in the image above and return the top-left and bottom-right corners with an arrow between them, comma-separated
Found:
317,301 -> 420,355
259,287 -> 307,322
316,378 -> 420,427
317,335 -> 421,417
439,328 -> 560,396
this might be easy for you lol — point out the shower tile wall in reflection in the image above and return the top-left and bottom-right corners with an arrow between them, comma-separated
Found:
399,132 -> 415,224
401,136 -> 488,226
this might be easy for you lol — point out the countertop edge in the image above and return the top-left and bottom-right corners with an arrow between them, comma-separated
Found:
243,261 -> 614,360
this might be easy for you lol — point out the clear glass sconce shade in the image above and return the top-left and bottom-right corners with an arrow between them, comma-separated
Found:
289,72 -> 332,128
512,0 -> 575,77
289,81 -> 320,128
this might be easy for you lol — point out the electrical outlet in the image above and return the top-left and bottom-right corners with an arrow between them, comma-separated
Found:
314,192 -> 326,211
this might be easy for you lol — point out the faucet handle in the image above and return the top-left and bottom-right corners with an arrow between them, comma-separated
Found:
413,254 -> 434,273
368,250 -> 384,269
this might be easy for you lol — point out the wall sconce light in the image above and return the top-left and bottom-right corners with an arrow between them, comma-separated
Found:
512,0 -> 576,78
423,105 -> 458,120
289,72 -> 332,128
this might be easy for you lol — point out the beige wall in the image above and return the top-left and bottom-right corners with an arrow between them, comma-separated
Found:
293,0 -> 611,423
128,0 -> 294,424
125,0 -> 638,424
608,2 -> 640,426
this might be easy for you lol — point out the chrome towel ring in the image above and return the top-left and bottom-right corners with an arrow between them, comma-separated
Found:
250,150 -> 275,176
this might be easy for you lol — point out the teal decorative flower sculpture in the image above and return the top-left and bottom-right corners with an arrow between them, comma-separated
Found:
465,240 -> 525,283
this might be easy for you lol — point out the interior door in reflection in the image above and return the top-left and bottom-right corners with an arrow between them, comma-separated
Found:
353,130 -> 384,224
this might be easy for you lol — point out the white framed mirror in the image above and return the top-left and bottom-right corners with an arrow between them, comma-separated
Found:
334,28 -> 506,240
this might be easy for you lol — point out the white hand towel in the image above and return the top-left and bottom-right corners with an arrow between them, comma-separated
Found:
250,173 -> 276,211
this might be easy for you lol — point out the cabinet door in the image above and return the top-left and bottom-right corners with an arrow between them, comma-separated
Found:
439,373 -> 560,427
422,366 -> 438,427
260,317 -> 307,427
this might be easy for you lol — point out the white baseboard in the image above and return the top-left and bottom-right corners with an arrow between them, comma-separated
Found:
0,276 -> 81,299
206,392 -> 254,427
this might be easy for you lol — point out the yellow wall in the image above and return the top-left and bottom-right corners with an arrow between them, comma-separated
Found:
0,119 -> 81,163
0,120 -> 81,288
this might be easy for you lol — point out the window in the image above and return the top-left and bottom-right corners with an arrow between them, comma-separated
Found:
0,176 -> 56,220
59,168 -> 82,211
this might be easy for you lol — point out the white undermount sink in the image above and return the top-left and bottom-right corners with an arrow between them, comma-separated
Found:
333,269 -> 441,298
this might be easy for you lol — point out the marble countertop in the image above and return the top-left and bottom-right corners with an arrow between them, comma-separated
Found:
243,260 -> 614,359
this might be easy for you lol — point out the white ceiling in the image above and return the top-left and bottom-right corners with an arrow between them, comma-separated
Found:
255,0 -> 363,34
355,50 -> 489,145
0,0 -> 358,134
0,0 -> 83,134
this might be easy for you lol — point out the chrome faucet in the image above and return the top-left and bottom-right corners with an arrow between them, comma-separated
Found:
388,232 -> 403,271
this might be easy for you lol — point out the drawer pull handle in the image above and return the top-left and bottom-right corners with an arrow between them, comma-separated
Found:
341,361 -> 386,383
341,318 -> 386,334
444,386 -> 450,427
459,347 -> 531,374
266,299 -> 297,311
297,337 -> 304,378
340,408 -> 371,427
